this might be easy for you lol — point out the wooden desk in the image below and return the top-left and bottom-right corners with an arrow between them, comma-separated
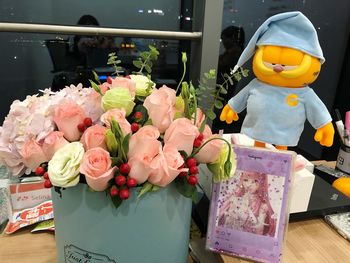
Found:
1,162 -> 349,263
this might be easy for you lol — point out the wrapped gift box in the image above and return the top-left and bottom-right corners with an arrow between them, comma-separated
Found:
9,179 -> 52,211
52,183 -> 192,263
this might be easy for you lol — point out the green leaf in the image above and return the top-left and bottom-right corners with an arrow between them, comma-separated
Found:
122,133 -> 131,156
137,182 -> 154,199
233,72 -> 242,82
108,52 -> 116,57
89,80 -> 103,96
110,194 -> 122,209
92,71 -> 100,83
140,52 -> 149,60
198,117 -> 207,133
133,60 -> 142,69
178,150 -> 188,159
130,104 -> 149,125
151,185 -> 160,192
111,157 -> 123,167
214,100 -> 224,109
143,119 -> 153,126
111,119 -> 123,139
175,177 -> 196,198
105,129 -> 118,156
241,69 -> 249,77
191,190 -> 200,203
224,160 -> 232,179
144,64 -> 152,73
205,110 -> 216,121
219,87 -> 228,94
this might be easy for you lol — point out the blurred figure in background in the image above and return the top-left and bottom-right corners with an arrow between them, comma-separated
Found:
72,15 -> 116,65
213,26 -> 245,133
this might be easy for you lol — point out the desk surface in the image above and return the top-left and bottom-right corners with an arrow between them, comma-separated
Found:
1,218 -> 349,263
1,162 -> 349,263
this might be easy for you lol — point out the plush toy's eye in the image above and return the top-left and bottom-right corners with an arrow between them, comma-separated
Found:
283,65 -> 298,70
263,62 -> 298,71
263,62 -> 274,68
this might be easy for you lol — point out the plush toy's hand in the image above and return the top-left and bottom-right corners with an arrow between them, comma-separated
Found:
220,104 -> 239,124
314,122 -> 335,147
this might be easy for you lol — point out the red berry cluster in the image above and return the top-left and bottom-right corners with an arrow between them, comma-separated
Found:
193,133 -> 204,148
35,165 -> 52,188
179,157 -> 198,185
77,117 -> 93,133
109,163 -> 137,200
130,111 -> 143,133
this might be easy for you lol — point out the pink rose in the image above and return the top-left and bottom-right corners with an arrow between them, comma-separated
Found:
143,85 -> 176,133
80,147 -> 117,191
99,82 -> 110,94
148,144 -> 187,187
195,126 -> 223,163
20,138 -> 48,171
128,125 -> 161,159
42,131 -> 69,159
100,109 -> 131,135
127,125 -> 161,184
128,156 -> 153,184
111,77 -> 136,97
164,118 -> 199,155
53,100 -> 86,141
202,124 -> 213,138
80,125 -> 107,151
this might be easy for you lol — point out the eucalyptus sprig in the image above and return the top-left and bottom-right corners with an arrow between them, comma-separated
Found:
107,52 -> 123,77
132,45 -> 159,75
195,69 -> 217,121
196,67 -> 249,121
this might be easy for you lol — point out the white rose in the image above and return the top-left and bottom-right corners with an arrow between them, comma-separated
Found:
129,74 -> 155,97
48,142 -> 85,187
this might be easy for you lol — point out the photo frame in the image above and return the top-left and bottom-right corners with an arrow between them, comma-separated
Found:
206,145 -> 295,263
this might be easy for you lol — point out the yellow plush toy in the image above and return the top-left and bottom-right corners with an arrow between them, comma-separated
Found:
220,12 -> 334,150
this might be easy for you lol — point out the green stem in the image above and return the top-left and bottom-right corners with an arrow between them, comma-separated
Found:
176,62 -> 186,94
138,53 -> 152,74
190,137 -> 231,159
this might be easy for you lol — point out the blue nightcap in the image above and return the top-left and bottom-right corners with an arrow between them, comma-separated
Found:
233,11 -> 324,72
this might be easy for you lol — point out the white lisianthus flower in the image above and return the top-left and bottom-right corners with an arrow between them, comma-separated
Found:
129,74 -> 155,97
48,142 -> 85,187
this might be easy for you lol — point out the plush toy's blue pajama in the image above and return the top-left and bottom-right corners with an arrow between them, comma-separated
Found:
228,78 -> 332,146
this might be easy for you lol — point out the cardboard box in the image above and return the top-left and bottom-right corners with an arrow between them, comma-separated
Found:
9,180 -> 51,211
289,168 -> 315,213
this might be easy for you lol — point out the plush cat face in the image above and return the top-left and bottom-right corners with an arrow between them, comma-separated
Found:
252,45 -> 321,88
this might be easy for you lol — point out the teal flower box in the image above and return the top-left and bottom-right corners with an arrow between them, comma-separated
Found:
52,183 -> 192,263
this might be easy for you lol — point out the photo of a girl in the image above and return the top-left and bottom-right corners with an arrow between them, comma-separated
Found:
218,170 -> 279,237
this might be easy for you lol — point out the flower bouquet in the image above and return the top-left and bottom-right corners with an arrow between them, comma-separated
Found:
0,47 -> 233,263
